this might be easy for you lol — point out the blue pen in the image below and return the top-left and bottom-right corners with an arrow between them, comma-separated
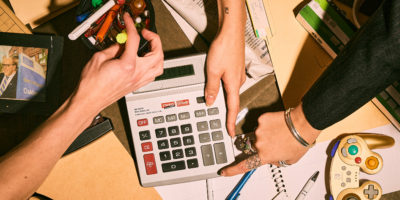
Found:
226,169 -> 256,200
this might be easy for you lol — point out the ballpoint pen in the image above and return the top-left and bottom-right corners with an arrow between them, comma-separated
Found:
295,171 -> 319,200
226,169 -> 256,200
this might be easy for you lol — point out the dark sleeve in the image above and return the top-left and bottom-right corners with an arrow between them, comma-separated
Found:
302,0 -> 400,130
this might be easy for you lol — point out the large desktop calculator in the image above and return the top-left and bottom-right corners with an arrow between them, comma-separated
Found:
125,54 -> 235,187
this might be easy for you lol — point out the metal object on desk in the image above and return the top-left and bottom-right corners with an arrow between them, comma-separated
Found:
63,115 -> 113,156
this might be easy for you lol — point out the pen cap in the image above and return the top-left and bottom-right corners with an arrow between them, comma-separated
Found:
75,0 -> 156,56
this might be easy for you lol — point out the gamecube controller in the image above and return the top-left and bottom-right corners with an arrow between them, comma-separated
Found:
329,134 -> 394,200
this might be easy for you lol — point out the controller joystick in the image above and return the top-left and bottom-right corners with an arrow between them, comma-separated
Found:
329,134 -> 394,200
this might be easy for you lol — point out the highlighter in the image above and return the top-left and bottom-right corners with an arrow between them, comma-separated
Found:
96,4 -> 121,43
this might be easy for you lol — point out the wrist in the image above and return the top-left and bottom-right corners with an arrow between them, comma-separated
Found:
289,103 -> 321,145
66,95 -> 100,126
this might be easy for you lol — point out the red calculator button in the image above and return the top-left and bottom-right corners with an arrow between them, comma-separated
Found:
177,99 -> 190,107
137,118 -> 148,126
142,142 -> 153,152
143,154 -> 157,175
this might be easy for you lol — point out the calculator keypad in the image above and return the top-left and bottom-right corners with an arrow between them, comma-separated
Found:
140,104 -> 227,172
139,104 -> 228,174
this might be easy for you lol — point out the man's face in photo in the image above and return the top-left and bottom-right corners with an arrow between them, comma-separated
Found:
2,58 -> 16,76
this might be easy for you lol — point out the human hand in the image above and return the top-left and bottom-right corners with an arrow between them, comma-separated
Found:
71,13 -> 163,115
205,32 -> 246,137
220,104 -> 321,176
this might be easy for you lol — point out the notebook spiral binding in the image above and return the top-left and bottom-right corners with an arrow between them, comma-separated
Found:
270,164 -> 287,193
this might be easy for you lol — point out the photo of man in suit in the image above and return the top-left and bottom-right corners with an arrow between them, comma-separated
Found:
0,56 -> 18,99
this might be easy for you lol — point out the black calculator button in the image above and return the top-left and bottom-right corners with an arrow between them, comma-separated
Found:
155,128 -> 167,138
153,116 -> 164,124
178,112 -> 190,120
185,147 -> 197,157
168,126 -> 180,136
197,121 -> 209,131
195,109 -> 206,117
214,143 -> 228,164
162,161 -> 186,172
172,149 -> 184,159
170,137 -> 182,148
157,140 -> 169,150
187,159 -> 199,169
183,135 -> 195,146
199,133 -> 211,143
139,130 -> 151,140
207,107 -> 219,115
181,124 -> 193,134
210,119 -> 221,129
166,114 -> 177,122
196,96 -> 205,103
159,151 -> 171,161
201,144 -> 215,166
212,131 -> 224,141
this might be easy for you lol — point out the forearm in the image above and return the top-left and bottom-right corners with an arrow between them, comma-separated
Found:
216,0 -> 246,38
302,0 -> 400,130
0,97 -> 98,199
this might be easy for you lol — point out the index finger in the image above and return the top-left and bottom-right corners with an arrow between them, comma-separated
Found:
120,13 -> 140,62
225,87 -> 240,137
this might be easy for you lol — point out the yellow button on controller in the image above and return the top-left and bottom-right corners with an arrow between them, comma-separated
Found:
365,156 -> 379,170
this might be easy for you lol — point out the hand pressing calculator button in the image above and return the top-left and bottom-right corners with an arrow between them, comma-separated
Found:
125,53 -> 235,187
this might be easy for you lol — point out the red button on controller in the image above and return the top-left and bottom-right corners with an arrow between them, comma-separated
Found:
143,154 -> 157,175
355,157 -> 362,164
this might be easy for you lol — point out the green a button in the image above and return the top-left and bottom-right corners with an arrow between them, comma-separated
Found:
348,145 -> 358,155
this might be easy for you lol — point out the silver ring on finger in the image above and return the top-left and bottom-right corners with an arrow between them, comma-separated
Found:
238,132 -> 257,155
278,160 -> 291,167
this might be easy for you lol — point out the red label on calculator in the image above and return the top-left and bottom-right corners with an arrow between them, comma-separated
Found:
177,99 -> 189,107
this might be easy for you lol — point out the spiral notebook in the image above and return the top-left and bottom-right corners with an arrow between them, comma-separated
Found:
206,164 -> 290,200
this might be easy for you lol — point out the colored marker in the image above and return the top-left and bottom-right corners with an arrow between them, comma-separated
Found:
68,0 -> 115,40
96,4 -> 121,43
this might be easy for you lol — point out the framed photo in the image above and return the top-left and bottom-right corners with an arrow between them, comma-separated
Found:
0,32 -> 63,114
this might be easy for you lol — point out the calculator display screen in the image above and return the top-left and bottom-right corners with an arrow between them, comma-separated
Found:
155,64 -> 195,81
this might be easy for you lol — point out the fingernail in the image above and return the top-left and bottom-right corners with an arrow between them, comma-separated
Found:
206,95 -> 214,106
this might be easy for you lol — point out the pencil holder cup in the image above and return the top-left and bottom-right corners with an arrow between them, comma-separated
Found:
75,0 -> 156,55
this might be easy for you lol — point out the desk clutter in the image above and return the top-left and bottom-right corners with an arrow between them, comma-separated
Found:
69,0 -> 155,53
2,0 -> 400,199
156,125 -> 400,200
